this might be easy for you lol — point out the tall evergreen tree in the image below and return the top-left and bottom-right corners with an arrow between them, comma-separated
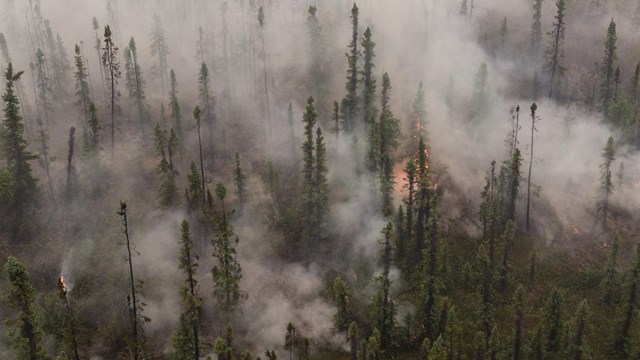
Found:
234,152 -> 247,214
612,240 -> 640,359
73,44 -> 91,124
171,220 -> 202,360
150,13 -> 169,98
377,73 -> 402,217
34,48 -> 52,126
599,136 -> 615,233
601,19 -> 617,113
3,256 -> 48,360
530,0 -> 543,59
570,300 -> 590,360
193,106 -> 206,206
544,287 -> 564,355
185,161 -> 203,213
546,0 -> 566,98
35,118 -> 53,200
526,103 -> 538,231
512,285 -> 525,360
125,37 -> 148,138
102,25 -> 121,160
332,277 -> 352,336
341,3 -> 360,132
65,126 -> 77,200
258,6 -> 272,136
2,64 -> 37,240
198,62 -> 216,170
168,69 -> 183,163
301,97 -> 317,242
373,222 -> 396,351
211,183 -> 246,316
361,27 -> 376,127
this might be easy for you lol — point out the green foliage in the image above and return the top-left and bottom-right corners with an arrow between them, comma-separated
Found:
601,19 -> 618,113
332,277 -> 352,334
3,256 -> 49,360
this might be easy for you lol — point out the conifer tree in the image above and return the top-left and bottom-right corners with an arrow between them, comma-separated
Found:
92,17 -> 107,101
512,285 -> 525,360
125,37 -> 148,138
377,73 -> 402,217
234,152 -> 247,214
546,0 -> 566,98
102,25 -> 121,160
373,222 -> 396,351
612,239 -> 640,359
306,6 -> 325,109
599,136 -> 615,233
570,299 -> 590,360
332,277 -> 352,336
198,63 -> 216,169
171,220 -> 202,360
500,17 -> 508,56
82,101 -> 100,158
301,97 -> 317,240
185,161 -> 203,213
2,64 -> 37,240
212,183 -> 246,316
601,19 -> 617,113
544,287 -> 564,355
258,6 -> 272,136
73,44 -> 91,123
3,256 -> 48,360
65,126 -> 77,200
35,118 -> 53,200
193,106 -> 206,205
526,103 -> 538,231
154,124 -> 178,207
168,69 -> 183,163
499,219 -> 516,292
361,27 -> 376,127
349,322 -> 358,360
34,48 -> 52,125
314,127 -> 329,236
150,13 -> 169,98
117,202 -> 146,360
530,0 -> 543,59
341,3 -> 360,132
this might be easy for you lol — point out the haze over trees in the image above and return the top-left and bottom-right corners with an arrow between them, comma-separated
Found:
1,0 -> 640,359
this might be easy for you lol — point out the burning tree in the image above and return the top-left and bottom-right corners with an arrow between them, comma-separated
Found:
58,276 -> 80,360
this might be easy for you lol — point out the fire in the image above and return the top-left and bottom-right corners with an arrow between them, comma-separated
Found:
58,275 -> 68,297
572,226 -> 580,235
603,242 -> 610,248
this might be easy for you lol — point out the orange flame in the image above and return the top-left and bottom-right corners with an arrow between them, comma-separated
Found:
572,226 -> 580,235
58,275 -> 67,295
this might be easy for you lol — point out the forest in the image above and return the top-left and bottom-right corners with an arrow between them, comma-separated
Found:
1,0 -> 640,359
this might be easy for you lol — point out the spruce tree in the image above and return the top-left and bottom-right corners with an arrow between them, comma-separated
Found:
546,0 -> 566,98
530,0 -> 543,59
258,6 -> 272,136
212,183 -> 246,316
601,19 -> 617,113
341,3 -> 360,132
65,126 -> 77,200
570,299 -> 590,360
185,161 -> 203,213
361,27 -> 376,127
526,103 -> 538,231
3,256 -> 48,360
2,64 -> 37,240
168,69 -> 183,163
512,285 -> 525,360
373,222 -> 396,351
314,127 -> 329,238
125,37 -> 148,138
34,48 -> 52,125
150,13 -> 169,98
612,239 -> 640,359
171,220 -> 202,360
599,136 -> 615,233
82,101 -> 100,158
234,152 -> 247,214
73,44 -> 91,123
198,62 -> 216,170
301,97 -> 317,242
377,73 -> 402,217
544,287 -> 564,355
193,106 -> 206,205
332,277 -> 352,336
102,25 -> 121,160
